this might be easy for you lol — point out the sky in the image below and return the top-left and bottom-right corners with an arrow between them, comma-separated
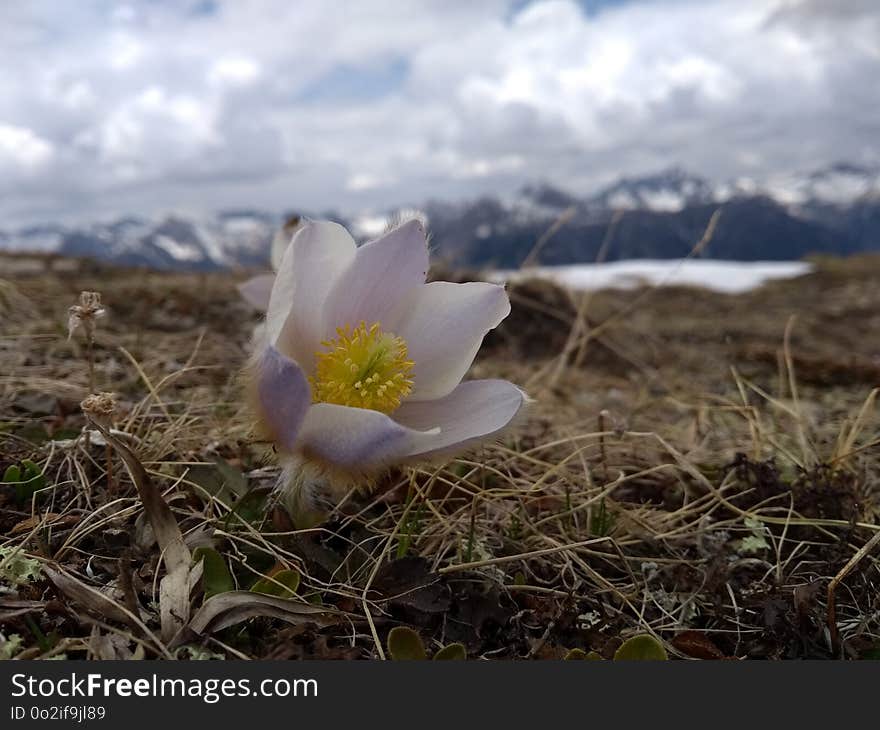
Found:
0,0 -> 878,226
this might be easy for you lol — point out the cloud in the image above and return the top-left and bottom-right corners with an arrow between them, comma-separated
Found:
209,56 -> 261,87
0,124 -> 53,170
0,0 -> 877,225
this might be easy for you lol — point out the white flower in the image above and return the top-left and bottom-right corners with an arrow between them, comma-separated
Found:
239,219 -> 526,522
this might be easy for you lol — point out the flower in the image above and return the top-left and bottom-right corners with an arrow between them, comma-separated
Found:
239,219 -> 526,523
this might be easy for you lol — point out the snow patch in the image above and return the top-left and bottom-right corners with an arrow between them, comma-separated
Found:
491,259 -> 813,295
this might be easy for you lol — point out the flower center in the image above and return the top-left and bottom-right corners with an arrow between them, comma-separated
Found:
310,321 -> 414,414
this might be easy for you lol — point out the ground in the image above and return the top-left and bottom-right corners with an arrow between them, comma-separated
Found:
1,253 -> 880,660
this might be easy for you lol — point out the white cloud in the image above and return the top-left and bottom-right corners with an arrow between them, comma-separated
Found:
108,32 -> 146,70
209,56 -> 261,86
0,0 -> 877,225
346,172 -> 392,191
0,124 -> 53,170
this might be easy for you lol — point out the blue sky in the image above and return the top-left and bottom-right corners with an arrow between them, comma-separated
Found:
0,0 -> 877,225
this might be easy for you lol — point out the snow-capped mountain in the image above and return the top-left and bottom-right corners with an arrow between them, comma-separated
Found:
2,162 -> 879,270
1,211 -> 278,271
589,167 -> 716,213
761,163 -> 880,208
420,163 -> 880,267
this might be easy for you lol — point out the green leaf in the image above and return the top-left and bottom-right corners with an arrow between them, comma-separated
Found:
433,643 -> 466,660
21,459 -> 44,484
193,547 -> 235,599
387,627 -> 426,660
564,648 -> 604,660
224,488 -> 269,527
3,465 -> 21,483
18,460 -> 46,504
250,569 -> 300,598
613,634 -> 668,661
2,462 -> 46,505
187,458 -> 248,505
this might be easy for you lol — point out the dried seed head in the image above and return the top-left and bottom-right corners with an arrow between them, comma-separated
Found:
68,290 -> 106,340
81,391 -> 117,428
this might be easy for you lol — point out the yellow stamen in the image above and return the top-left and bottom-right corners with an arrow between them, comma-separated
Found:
310,321 -> 414,414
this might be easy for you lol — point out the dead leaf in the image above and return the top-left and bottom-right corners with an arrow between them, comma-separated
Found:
89,628 -> 140,660
10,513 -> 80,536
178,591 -> 336,646
0,598 -> 46,622
671,630 -> 725,660
372,557 -> 451,616
43,564 -> 139,628
83,415 -> 192,643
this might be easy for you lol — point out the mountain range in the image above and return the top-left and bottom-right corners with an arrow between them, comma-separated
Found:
2,163 -> 878,271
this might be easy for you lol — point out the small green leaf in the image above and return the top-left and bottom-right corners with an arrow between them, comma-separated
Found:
433,643 -> 466,660
193,547 -> 235,599
564,648 -> 604,660
613,634 -> 668,661
188,458 -> 248,504
250,569 -> 300,598
3,461 -> 46,505
18,460 -> 46,504
3,465 -> 21,483
387,626 -> 426,660
225,489 -> 269,527
21,459 -> 44,484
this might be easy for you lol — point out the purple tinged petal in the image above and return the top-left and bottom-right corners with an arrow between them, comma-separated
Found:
296,403 -> 439,471
394,379 -> 525,458
238,274 -> 274,311
322,219 -> 429,334
396,282 -> 511,401
256,345 -> 311,452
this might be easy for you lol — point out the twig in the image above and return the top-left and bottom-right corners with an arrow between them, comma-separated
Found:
827,529 -> 880,655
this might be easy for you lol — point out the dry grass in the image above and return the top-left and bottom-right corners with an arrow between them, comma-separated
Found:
2,253 -> 880,660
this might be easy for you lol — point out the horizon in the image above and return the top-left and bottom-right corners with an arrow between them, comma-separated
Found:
3,158 -> 876,233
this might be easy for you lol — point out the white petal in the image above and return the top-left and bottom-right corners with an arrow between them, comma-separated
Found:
238,274 -> 274,311
394,379 -> 525,458
270,229 -> 290,271
296,403 -> 439,471
254,345 -> 311,452
267,221 -> 356,371
397,282 -> 510,400
322,219 -> 429,334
